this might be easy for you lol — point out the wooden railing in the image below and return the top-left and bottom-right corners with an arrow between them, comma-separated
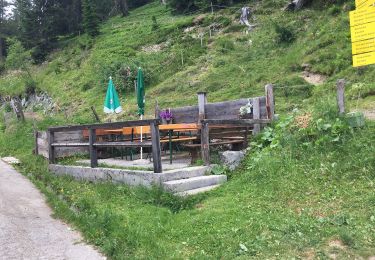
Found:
47,119 -> 162,173
199,119 -> 271,165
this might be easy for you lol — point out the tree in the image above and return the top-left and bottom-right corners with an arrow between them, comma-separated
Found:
82,0 -> 99,37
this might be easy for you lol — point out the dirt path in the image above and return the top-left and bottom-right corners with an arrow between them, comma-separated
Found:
0,160 -> 105,260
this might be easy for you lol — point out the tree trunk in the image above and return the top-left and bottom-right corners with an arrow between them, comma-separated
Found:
117,0 -> 129,16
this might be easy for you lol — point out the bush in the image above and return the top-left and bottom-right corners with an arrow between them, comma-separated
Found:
274,24 -> 295,44
216,38 -> 235,53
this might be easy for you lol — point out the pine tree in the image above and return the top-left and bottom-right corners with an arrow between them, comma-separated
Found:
82,0 -> 99,37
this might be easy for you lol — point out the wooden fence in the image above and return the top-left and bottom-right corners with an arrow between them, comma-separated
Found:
47,119 -> 163,173
46,84 -> 275,173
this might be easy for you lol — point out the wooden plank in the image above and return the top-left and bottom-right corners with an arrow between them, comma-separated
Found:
202,119 -> 271,126
205,97 -> 267,120
48,119 -> 160,133
52,142 -> 90,147
198,92 -> 207,123
34,131 -> 38,155
253,97 -> 261,135
337,79 -> 346,115
201,122 -> 210,166
94,141 -> 152,147
47,131 -> 55,164
89,128 -> 98,168
265,84 -> 275,120
170,106 -> 199,124
150,122 -> 162,173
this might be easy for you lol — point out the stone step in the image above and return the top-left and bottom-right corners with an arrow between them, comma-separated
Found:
160,166 -> 209,182
175,184 -> 221,196
163,175 -> 227,193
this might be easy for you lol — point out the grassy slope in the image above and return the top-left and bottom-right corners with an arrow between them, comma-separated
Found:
0,0 -> 374,121
0,0 -> 375,259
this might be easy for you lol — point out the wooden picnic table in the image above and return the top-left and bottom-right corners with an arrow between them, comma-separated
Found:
100,123 -> 200,164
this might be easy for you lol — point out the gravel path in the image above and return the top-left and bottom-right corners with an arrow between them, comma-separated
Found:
0,160 -> 105,260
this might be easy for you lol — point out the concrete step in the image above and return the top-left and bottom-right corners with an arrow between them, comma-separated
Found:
175,184 -> 221,196
163,175 -> 227,193
160,166 -> 209,182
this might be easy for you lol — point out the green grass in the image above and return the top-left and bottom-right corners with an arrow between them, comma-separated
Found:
0,0 -> 375,259
1,100 -> 375,259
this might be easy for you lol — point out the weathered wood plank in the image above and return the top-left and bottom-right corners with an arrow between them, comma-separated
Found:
203,119 -> 271,126
89,128 -> 98,168
94,142 -> 152,147
253,97 -> 261,135
47,131 -> 55,164
48,119 -> 160,133
150,122 -> 162,173
337,79 -> 346,115
201,122 -> 210,166
198,92 -> 207,123
265,84 -> 275,120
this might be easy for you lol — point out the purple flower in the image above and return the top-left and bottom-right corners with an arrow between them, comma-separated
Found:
160,109 -> 173,120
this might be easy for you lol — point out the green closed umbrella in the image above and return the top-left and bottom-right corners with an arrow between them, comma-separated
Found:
136,67 -> 145,116
104,77 -> 122,114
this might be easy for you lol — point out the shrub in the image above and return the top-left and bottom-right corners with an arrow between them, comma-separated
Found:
274,24 -> 295,44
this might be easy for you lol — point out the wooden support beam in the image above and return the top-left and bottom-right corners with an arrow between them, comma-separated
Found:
47,131 -> 55,164
201,122 -> 210,166
150,122 -> 162,173
253,97 -> 261,135
197,92 -> 207,124
89,128 -> 98,168
202,119 -> 271,126
337,79 -> 346,115
265,84 -> 275,120
48,119 -> 160,133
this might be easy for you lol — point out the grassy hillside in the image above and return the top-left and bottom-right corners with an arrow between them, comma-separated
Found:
0,0 -> 374,122
0,0 -> 375,259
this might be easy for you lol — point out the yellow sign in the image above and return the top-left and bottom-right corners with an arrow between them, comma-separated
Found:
353,51 -> 375,67
350,6 -> 375,27
352,38 -> 375,54
351,21 -> 375,42
356,0 -> 375,8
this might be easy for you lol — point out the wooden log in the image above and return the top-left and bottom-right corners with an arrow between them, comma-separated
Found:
337,79 -> 346,115
201,122 -> 210,165
89,128 -> 98,168
265,84 -> 275,120
198,92 -> 207,123
150,122 -> 162,173
47,131 -> 55,164
253,97 -> 261,135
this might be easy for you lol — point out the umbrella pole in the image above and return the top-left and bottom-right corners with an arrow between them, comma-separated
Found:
140,115 -> 143,160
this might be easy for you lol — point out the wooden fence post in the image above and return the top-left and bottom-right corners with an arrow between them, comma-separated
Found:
201,122 -> 210,165
34,131 -> 39,155
151,122 -> 162,173
198,92 -> 207,124
89,128 -> 98,168
265,84 -> 275,120
47,130 -> 55,164
337,79 -> 346,115
253,97 -> 261,135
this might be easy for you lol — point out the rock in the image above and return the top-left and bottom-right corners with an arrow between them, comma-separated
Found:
1,157 -> 21,165
301,63 -> 311,71
219,151 -> 246,171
